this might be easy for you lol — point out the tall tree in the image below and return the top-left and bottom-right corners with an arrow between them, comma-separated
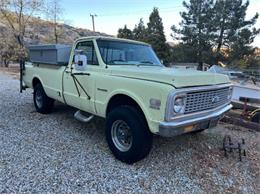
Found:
228,28 -> 259,68
212,0 -> 259,60
0,0 -> 43,60
133,18 -> 147,42
45,0 -> 63,44
146,8 -> 169,64
117,25 -> 133,39
171,0 -> 215,69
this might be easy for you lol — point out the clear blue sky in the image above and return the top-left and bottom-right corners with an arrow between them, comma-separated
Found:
59,0 -> 260,46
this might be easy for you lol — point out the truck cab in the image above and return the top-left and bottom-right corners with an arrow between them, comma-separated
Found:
22,36 -> 233,164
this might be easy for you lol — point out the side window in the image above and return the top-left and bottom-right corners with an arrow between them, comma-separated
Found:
75,41 -> 98,65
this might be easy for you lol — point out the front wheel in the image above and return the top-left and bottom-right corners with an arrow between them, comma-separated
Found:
106,106 -> 153,164
33,83 -> 54,114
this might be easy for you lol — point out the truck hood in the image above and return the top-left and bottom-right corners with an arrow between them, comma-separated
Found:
110,66 -> 230,88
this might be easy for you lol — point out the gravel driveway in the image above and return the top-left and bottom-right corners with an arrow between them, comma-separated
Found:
0,72 -> 259,193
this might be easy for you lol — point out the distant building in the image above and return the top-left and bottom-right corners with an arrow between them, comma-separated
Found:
169,62 -> 210,71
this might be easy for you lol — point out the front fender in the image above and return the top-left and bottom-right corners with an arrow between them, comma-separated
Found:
98,87 -> 170,133
106,89 -> 150,121
94,74 -> 173,133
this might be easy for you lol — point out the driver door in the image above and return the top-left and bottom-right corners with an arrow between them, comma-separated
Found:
63,40 -> 98,114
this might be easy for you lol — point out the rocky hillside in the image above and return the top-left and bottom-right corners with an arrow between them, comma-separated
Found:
0,16 -> 111,45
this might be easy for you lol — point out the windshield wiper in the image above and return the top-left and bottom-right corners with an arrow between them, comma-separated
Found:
108,60 -> 127,65
137,61 -> 162,66
139,61 -> 154,65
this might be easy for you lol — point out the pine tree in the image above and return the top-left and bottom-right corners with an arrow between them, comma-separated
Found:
146,8 -> 169,64
212,0 -> 259,61
228,28 -> 259,68
117,25 -> 133,39
133,18 -> 147,42
171,0 -> 215,69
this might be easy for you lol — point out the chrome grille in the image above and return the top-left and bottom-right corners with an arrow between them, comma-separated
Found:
185,87 -> 229,114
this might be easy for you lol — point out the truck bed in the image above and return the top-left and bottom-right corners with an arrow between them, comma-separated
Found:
23,62 -> 66,103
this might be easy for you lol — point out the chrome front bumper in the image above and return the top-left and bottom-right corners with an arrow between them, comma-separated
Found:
158,104 -> 232,137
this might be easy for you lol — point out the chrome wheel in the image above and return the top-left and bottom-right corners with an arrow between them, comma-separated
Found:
35,89 -> 43,108
111,120 -> 133,152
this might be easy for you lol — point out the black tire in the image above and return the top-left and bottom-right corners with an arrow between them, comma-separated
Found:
251,112 -> 260,123
106,106 -> 153,164
33,83 -> 54,114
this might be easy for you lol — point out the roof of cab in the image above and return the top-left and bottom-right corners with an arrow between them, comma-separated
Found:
75,36 -> 150,46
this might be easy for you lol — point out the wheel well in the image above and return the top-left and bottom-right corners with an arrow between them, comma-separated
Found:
106,94 -> 146,119
32,77 -> 41,88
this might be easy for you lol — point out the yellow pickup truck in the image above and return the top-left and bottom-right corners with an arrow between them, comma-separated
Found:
21,36 -> 233,164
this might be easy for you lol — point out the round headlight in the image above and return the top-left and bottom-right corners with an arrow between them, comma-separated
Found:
173,97 -> 185,113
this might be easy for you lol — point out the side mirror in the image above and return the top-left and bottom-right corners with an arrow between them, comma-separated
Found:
74,53 -> 87,71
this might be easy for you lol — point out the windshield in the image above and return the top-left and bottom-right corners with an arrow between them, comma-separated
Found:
96,40 -> 162,66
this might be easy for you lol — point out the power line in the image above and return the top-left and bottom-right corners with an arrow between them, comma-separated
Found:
98,6 -> 183,17
97,6 -> 183,17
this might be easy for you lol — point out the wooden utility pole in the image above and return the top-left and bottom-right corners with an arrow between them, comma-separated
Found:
90,14 -> 97,32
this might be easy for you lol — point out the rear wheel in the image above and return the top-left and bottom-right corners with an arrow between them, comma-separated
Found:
106,106 -> 153,164
33,83 -> 54,114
